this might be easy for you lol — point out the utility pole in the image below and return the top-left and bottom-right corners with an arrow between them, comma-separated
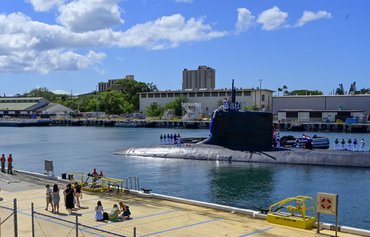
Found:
259,79 -> 262,110
95,85 -> 98,119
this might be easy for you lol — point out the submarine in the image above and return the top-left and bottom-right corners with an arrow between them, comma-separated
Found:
114,81 -> 370,168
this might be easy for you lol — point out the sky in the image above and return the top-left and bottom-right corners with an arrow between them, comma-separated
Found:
0,0 -> 369,96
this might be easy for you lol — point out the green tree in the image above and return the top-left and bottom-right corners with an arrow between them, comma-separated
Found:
277,87 -> 283,96
282,85 -> 289,96
288,90 -> 323,95
115,79 -> 151,110
244,105 -> 259,111
98,91 -> 134,114
146,102 -> 164,117
164,96 -> 188,116
24,87 -> 58,101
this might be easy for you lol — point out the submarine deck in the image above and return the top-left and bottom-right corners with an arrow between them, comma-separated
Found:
0,171 -> 365,237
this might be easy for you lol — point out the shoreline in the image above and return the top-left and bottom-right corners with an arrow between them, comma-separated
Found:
1,118 -> 369,133
0,169 -> 367,236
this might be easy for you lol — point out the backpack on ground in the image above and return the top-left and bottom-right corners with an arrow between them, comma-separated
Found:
103,212 -> 109,220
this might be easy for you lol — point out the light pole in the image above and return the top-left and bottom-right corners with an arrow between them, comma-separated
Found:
95,85 -> 98,119
259,79 -> 262,110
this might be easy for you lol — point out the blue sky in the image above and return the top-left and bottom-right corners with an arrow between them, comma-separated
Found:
0,0 -> 369,96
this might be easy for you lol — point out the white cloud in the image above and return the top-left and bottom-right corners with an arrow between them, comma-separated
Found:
116,14 -> 226,49
235,8 -> 255,33
176,0 -> 193,3
52,89 -> 70,95
0,12 -> 224,73
257,6 -> 288,31
26,0 -> 63,12
295,10 -> 332,27
58,0 -> 124,32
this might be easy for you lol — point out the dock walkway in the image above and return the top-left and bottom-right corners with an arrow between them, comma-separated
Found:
0,171 -> 364,237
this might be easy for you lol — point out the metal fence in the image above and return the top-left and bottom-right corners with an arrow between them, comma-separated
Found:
1,199 -> 138,237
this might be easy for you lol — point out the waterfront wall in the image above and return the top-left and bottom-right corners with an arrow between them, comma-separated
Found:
273,95 -> 370,114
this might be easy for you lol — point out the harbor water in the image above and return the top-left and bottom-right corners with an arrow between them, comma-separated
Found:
1,126 -> 370,230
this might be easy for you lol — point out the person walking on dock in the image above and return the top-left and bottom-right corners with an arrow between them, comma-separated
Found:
7,154 -> 13,174
0,154 -> 5,173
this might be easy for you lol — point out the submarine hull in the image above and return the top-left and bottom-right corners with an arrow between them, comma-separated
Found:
114,144 -> 370,168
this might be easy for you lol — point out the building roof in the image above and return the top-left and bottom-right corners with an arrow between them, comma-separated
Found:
278,109 -> 364,112
139,88 -> 274,94
0,102 -> 39,111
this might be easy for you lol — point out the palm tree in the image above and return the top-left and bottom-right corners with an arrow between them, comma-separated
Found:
282,85 -> 289,96
277,88 -> 282,96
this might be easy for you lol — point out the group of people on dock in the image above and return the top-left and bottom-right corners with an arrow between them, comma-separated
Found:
0,154 -> 13,174
333,137 -> 366,151
160,133 -> 181,145
45,182 -> 82,215
221,98 -> 241,111
95,200 -> 131,222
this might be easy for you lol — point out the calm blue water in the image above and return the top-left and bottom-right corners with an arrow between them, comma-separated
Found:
1,126 -> 370,229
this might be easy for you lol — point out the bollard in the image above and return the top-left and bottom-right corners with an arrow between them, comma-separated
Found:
75,215 -> 79,237
31,203 -> 35,237
133,227 -> 136,237
14,198 -> 18,237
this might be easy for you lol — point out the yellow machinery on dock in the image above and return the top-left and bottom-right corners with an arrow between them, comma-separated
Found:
267,196 -> 316,230
67,172 -> 124,193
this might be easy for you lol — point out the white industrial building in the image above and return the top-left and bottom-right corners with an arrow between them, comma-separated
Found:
139,88 -> 273,115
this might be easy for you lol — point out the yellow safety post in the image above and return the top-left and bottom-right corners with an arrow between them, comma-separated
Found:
267,196 -> 316,230
101,177 -> 124,193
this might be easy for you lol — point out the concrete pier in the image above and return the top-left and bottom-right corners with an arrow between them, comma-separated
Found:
1,171 -> 368,236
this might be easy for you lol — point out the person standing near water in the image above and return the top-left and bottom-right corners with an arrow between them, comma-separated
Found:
64,183 -> 75,215
353,138 -> 358,151
0,154 -> 5,173
7,154 -> 13,174
52,184 -> 60,214
334,138 -> 339,150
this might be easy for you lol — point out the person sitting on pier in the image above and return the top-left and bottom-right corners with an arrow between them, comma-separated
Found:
120,205 -> 131,220
160,134 -> 163,144
108,204 -> 120,222
95,201 -> 104,221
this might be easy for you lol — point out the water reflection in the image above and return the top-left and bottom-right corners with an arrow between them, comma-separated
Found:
209,163 -> 275,209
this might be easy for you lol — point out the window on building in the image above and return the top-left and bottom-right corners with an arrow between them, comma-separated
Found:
155,93 -> 160,98
161,94 -> 167,98
175,93 -> 181,97
236,91 -> 242,96
262,95 -> 265,101
211,92 -> 218,97
197,92 -> 203,97
244,91 -> 251,96
310,112 -> 322,118
227,92 -> 232,96
168,93 -> 173,97
286,112 -> 298,118
204,92 -> 210,97
148,94 -> 153,98
189,93 -> 195,97
219,92 -> 226,96
141,94 -> 147,98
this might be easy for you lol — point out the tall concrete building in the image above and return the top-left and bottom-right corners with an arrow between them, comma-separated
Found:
182,66 -> 215,91
98,75 -> 135,92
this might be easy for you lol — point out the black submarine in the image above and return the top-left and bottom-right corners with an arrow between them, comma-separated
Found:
114,81 -> 370,168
